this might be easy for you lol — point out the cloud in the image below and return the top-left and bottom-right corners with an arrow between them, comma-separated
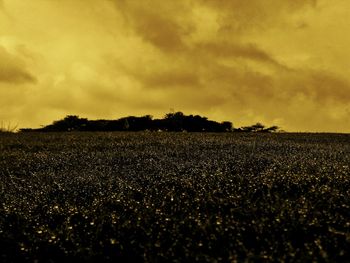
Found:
195,41 -> 285,68
0,46 -> 36,84
140,70 -> 200,88
200,0 -> 318,32
1,0 -> 349,132
110,0 -> 317,52
112,0 -> 192,52
277,69 -> 350,104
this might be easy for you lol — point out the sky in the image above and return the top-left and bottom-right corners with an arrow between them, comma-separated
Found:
0,0 -> 350,132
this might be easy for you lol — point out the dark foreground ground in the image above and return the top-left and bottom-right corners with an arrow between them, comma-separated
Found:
0,132 -> 349,262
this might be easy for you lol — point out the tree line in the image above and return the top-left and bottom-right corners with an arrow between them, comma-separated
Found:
19,112 -> 280,133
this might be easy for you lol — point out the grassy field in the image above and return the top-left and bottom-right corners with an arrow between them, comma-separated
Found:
0,132 -> 349,262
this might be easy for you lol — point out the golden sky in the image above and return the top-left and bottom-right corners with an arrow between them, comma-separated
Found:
1,0 -> 350,132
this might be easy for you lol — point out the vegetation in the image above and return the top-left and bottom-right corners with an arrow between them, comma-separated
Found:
238,123 -> 280,133
1,132 -> 349,262
0,121 -> 18,133
19,112 -> 279,133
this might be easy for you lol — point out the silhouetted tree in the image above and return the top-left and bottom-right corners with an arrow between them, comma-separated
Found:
263,126 -> 280,132
241,123 -> 280,133
221,121 -> 233,132
41,115 -> 88,131
20,112 -> 285,133
251,123 -> 265,132
164,112 -> 185,131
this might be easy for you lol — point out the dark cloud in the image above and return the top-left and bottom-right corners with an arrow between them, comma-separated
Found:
0,46 -> 36,84
205,62 -> 350,108
109,0 -> 317,58
200,0 -> 318,30
281,70 -> 350,104
200,0 -> 317,11
129,11 -> 188,52
111,0 -> 192,52
196,41 -> 285,68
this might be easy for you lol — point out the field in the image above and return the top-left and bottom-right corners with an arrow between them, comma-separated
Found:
0,132 -> 349,262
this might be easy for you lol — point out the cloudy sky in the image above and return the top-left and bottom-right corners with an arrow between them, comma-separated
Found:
1,0 -> 350,132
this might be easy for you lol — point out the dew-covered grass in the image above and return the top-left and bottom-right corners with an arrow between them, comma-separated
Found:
0,132 -> 349,262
